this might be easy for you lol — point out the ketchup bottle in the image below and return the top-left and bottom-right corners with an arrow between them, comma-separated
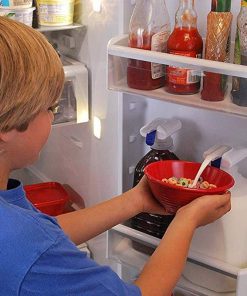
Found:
166,0 -> 203,95
127,0 -> 170,90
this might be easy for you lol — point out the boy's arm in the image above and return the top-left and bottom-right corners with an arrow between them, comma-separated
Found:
56,184 -> 165,245
57,183 -> 230,296
134,193 -> 231,296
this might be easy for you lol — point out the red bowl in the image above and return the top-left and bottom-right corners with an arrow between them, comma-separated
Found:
144,160 -> 234,214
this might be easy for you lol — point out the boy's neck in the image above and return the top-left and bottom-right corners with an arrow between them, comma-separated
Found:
0,168 -> 10,190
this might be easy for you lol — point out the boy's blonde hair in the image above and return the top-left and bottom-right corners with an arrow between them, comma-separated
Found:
0,17 -> 65,132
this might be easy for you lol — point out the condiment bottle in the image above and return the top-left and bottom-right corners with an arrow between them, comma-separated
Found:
131,118 -> 181,239
166,0 -> 203,95
127,0 -> 170,90
231,0 -> 247,106
201,0 -> 233,101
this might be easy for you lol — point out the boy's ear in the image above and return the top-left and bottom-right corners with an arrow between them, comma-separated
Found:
0,129 -> 18,143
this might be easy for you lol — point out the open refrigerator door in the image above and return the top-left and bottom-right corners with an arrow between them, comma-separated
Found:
8,0 -> 247,294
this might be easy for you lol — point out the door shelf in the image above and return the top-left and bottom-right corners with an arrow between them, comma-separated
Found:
107,35 -> 247,118
51,56 -> 89,126
107,224 -> 247,295
36,23 -> 84,32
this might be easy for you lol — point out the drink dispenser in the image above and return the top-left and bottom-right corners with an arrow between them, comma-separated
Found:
185,146 -> 247,292
131,118 -> 182,238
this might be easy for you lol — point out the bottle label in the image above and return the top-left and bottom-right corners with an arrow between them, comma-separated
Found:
167,50 -> 201,85
151,30 -> 170,79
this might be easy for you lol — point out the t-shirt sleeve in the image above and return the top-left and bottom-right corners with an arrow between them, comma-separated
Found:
19,235 -> 142,296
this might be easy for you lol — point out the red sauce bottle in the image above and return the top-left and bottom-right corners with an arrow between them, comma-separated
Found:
127,0 -> 170,90
166,0 -> 203,95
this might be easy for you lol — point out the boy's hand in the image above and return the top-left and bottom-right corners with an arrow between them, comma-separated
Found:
176,192 -> 231,228
132,176 -> 167,215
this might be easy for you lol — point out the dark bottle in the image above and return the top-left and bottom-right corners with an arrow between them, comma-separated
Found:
131,118 -> 182,239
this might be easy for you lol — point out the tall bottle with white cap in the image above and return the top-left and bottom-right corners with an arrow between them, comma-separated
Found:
131,118 -> 182,238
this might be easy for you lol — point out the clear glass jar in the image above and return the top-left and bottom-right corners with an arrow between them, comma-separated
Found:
127,0 -> 170,90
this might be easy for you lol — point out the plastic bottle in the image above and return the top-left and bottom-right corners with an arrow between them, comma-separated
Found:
131,118 -> 182,239
201,0 -> 233,101
231,0 -> 247,106
166,0 -> 203,95
127,0 -> 170,90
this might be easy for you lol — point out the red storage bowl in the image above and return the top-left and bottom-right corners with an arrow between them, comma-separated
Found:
144,160 -> 234,214
24,182 -> 69,216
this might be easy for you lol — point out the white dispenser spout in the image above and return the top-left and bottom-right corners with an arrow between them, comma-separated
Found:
140,118 -> 182,150
203,144 -> 232,162
221,147 -> 247,169
220,147 -> 247,197
190,144 -> 232,189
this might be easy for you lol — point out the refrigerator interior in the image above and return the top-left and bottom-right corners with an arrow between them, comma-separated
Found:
107,0 -> 247,295
10,0 -> 247,294
119,96 -> 247,294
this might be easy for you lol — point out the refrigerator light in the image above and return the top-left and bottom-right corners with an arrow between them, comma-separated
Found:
78,110 -> 89,123
92,0 -> 101,12
93,116 -> 102,139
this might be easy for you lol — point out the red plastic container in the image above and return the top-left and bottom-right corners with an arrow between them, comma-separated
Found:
24,182 -> 69,216
144,160 -> 234,214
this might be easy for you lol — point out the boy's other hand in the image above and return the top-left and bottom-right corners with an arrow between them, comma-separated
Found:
176,192 -> 231,228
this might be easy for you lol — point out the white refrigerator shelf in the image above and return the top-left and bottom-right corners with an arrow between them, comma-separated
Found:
107,35 -> 247,118
36,23 -> 84,32
108,35 -> 247,78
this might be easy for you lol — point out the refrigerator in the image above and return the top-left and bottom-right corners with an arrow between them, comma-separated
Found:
11,0 -> 247,295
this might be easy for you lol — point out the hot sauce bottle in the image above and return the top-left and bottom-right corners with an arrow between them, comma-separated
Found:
127,0 -> 170,90
201,0 -> 232,101
166,0 -> 203,95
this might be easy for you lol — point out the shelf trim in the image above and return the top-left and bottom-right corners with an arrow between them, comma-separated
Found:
36,23 -> 83,32
108,35 -> 247,79
109,79 -> 247,118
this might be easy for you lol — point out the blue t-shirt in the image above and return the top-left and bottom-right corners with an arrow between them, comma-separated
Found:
0,179 -> 141,296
